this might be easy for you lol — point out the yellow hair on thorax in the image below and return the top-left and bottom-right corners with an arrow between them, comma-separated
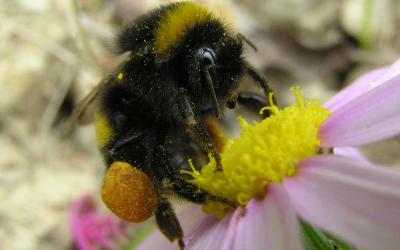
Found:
154,2 -> 215,60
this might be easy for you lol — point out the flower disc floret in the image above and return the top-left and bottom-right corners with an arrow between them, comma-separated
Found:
185,87 -> 330,218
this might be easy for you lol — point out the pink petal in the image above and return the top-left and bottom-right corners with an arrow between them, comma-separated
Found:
284,155 -> 400,250
333,147 -> 371,166
233,184 -> 304,250
137,205 -> 216,250
107,218 -> 125,237
325,67 -> 387,112
326,58 -> 400,112
136,228 -> 179,250
69,195 -> 96,250
319,73 -> 400,147
373,59 -> 400,89
187,209 -> 241,250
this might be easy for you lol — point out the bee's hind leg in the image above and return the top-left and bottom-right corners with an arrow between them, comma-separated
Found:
155,198 -> 185,250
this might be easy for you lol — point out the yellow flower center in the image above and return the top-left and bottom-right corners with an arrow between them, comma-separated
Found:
183,87 -> 330,219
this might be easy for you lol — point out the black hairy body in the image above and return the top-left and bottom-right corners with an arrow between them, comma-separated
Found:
75,2 -> 274,249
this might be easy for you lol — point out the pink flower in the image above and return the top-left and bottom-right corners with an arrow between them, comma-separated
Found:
69,195 -> 129,250
139,59 -> 400,250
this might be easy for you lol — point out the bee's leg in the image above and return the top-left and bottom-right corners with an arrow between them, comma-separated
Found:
236,92 -> 272,118
176,88 -> 223,171
237,33 -> 258,52
245,64 -> 276,99
155,198 -> 185,250
236,33 -> 275,100
172,177 -> 237,207
172,177 -> 208,203
202,116 -> 224,152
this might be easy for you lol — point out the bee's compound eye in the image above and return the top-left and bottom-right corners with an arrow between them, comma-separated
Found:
198,47 -> 216,66
101,161 -> 157,222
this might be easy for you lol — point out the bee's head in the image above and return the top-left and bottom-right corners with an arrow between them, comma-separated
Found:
174,24 -> 245,117
151,2 -> 246,117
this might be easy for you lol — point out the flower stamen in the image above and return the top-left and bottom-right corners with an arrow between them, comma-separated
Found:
187,87 -> 331,218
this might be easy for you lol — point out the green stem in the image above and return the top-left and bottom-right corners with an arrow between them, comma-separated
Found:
360,0 -> 374,49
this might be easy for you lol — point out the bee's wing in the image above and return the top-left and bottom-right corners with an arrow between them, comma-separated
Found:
72,57 -> 131,125
71,74 -> 115,125
60,75 -> 113,137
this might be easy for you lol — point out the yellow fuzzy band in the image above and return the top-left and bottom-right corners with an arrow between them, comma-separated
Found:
153,2 -> 215,60
95,112 -> 114,149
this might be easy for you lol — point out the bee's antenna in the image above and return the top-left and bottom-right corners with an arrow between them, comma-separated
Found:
203,65 -> 221,119
237,33 -> 258,52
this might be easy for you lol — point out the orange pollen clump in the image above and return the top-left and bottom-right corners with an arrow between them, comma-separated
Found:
101,161 -> 157,222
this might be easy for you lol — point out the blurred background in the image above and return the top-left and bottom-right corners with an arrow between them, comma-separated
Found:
1,0 -> 400,249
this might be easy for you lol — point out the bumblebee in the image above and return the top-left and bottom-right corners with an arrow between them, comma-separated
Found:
73,2 -> 274,249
